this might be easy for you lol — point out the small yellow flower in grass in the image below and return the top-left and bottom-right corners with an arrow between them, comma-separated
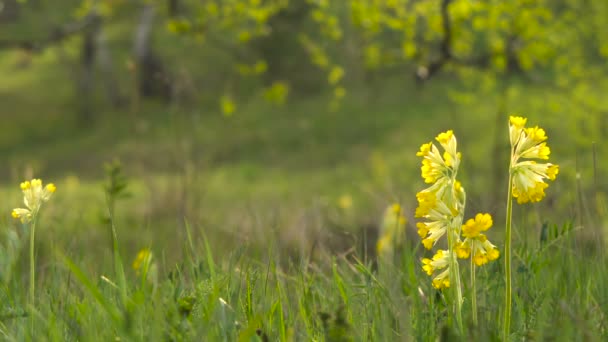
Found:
338,194 -> 353,210
133,248 -> 152,274
377,203 -> 407,258
12,179 -> 56,223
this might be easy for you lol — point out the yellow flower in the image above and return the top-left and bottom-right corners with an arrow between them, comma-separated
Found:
421,249 -> 451,289
416,130 -> 468,291
12,179 -> 56,224
509,115 -> 527,146
509,116 -> 527,128
133,248 -> 152,273
417,137 -> 457,184
509,116 -> 558,204
460,233 -> 500,266
416,142 -> 432,157
435,130 -> 459,163
377,203 -> 407,258
338,194 -> 353,210
432,272 -> 450,290
455,241 -> 471,259
415,191 -> 436,218
456,212 -> 499,266
462,213 -> 493,238
417,199 -> 453,249
435,130 -> 454,145
422,258 -> 434,275
511,161 -> 558,204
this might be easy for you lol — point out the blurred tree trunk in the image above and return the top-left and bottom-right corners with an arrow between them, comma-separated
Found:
0,0 -> 20,22
77,12 -> 124,125
133,4 -> 172,100
97,27 -> 124,108
77,13 -> 101,126
167,0 -> 179,17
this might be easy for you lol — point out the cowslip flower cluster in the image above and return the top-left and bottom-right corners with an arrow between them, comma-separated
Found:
509,116 -> 559,203
456,213 -> 500,266
504,116 -> 558,338
376,203 -> 407,258
11,179 -> 56,223
416,130 -> 499,290
421,249 -> 451,289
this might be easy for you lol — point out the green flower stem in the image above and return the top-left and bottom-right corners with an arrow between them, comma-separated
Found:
447,226 -> 464,334
503,172 -> 514,341
29,216 -> 38,334
471,257 -> 477,326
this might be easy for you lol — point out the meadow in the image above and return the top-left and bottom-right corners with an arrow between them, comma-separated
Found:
0,2 -> 607,340
0,72 -> 605,340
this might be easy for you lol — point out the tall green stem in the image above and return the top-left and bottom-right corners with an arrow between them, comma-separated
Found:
503,172 -> 514,341
447,225 -> 464,334
471,257 -> 477,326
29,217 -> 38,334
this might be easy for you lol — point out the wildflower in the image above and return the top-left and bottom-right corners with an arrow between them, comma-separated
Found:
376,203 -> 407,257
133,248 -> 152,274
421,249 -> 451,289
416,130 -> 471,329
509,116 -> 558,204
12,179 -> 56,224
417,193 -> 460,250
338,194 -> 353,210
461,213 -> 493,238
457,213 -> 500,266
504,115 -> 556,338
11,178 -> 56,323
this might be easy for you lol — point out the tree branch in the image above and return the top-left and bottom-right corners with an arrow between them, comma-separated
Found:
0,14 -> 100,53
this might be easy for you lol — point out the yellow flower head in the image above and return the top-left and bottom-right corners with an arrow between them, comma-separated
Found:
417,134 -> 459,185
511,161 -> 557,204
431,268 -> 450,290
417,199 -> 454,250
421,249 -> 451,288
509,116 -> 527,129
377,203 -> 407,258
12,178 -> 56,224
509,116 -> 558,204
455,241 -> 471,259
416,142 -> 432,157
462,213 -> 493,238
133,248 -> 153,273
435,130 -> 454,145
376,235 -> 393,257
415,191 -> 436,218
547,164 -> 559,180
459,233 -> 500,266
338,194 -> 353,210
